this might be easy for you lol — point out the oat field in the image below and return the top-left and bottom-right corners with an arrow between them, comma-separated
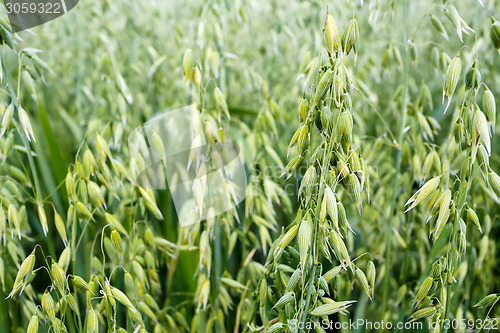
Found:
1,0 -> 500,332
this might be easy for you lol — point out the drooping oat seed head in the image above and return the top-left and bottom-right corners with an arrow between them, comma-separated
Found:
87,181 -> 105,209
409,306 -> 438,322
54,211 -> 68,246
9,249 -> 35,298
342,18 -> 359,58
405,176 -> 441,212
104,212 -> 128,236
19,106 -> 36,142
272,291 -> 295,309
310,301 -> 356,316
51,261 -> 68,295
465,63 -> 480,91
37,203 -> 48,236
323,265 -> 342,283
475,110 -> 491,155
72,275 -> 93,294
299,97 -> 309,123
430,14 -> 449,40
474,293 -> 500,308
0,103 -> 13,139
27,314 -> 38,333
214,87 -> 230,120
490,18 -> 500,53
483,88 -> 496,129
443,55 -> 461,113
183,48 -> 194,83
298,215 -> 312,270
355,266 -> 371,300
488,170 -> 500,199
86,308 -> 98,333
313,69 -> 334,106
41,291 -> 56,322
325,13 -> 341,57
111,287 -> 134,309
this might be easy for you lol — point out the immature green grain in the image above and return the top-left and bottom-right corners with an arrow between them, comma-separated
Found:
9,249 -> 35,298
54,211 -> 68,245
298,215 -> 312,270
466,207 -> 481,233
18,106 -> 35,142
51,261 -> 68,295
86,308 -> 98,333
273,291 -> 295,308
76,201 -> 93,220
72,275 -> 92,293
325,13 -> 341,56
37,203 -> 48,236
413,276 -> 433,308
110,229 -> 122,255
310,301 -> 356,316
430,14 -> 449,40
27,314 -> 38,333
475,110 -> 491,155
409,306 -> 438,322
0,103 -> 13,138
42,291 -> 56,323
299,97 -> 309,123
267,322 -> 284,333
183,48 -> 194,83
405,176 -> 441,212
488,171 -> 500,199
313,69 -> 334,105
87,181 -> 105,209
491,18 -> 500,52
355,266 -> 371,300
342,18 -> 359,57
474,293 -> 500,308
104,212 -> 128,236
139,301 -> 157,321
367,261 -> 376,298
483,88 -> 496,128
443,58 -> 461,113
66,293 -> 80,316
111,286 -> 134,309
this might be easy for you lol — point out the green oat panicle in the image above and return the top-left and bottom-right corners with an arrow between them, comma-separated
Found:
2,1 -> 500,332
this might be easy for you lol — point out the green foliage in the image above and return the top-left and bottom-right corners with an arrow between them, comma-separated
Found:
1,0 -> 500,332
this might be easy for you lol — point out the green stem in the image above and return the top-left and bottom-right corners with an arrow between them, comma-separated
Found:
382,0 -> 409,316
210,217 -> 223,324
442,150 -> 472,332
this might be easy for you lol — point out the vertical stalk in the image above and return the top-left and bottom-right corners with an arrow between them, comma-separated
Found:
442,150 -> 472,332
382,0 -> 409,315
210,217 -> 223,326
